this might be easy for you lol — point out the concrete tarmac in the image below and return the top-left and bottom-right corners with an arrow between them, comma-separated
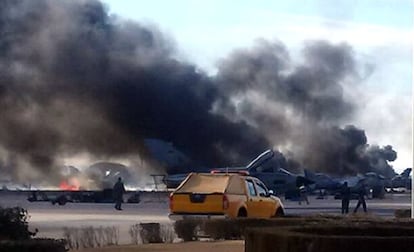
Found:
0,191 -> 411,244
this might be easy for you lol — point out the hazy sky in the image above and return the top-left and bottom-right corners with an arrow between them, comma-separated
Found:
103,0 -> 412,172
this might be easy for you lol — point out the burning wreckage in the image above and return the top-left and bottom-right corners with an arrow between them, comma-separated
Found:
26,162 -> 141,205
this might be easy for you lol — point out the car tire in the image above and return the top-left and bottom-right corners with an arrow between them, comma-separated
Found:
237,208 -> 247,218
273,207 -> 284,217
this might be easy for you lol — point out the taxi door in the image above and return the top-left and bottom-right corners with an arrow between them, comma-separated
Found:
245,179 -> 262,217
254,179 -> 276,218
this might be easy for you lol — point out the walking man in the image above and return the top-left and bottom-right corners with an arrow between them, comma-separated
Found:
353,184 -> 367,213
113,177 -> 126,210
341,182 -> 351,214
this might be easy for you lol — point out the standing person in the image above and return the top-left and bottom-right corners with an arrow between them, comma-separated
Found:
353,185 -> 367,213
113,177 -> 126,210
299,185 -> 309,205
340,182 -> 351,214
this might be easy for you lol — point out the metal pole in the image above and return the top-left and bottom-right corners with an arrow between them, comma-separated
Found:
412,41 -> 414,219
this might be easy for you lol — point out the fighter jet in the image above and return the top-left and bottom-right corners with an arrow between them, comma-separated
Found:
390,168 -> 412,190
363,172 -> 387,198
304,169 -> 387,198
86,162 -> 135,189
164,149 -> 314,199
244,150 -> 314,197
303,169 -> 342,193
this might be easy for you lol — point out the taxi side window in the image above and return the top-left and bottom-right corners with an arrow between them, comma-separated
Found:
246,180 -> 257,196
255,181 -> 268,197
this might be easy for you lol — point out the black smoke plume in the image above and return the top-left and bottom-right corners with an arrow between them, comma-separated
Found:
0,0 -> 269,184
214,39 -> 397,177
0,0 -> 398,186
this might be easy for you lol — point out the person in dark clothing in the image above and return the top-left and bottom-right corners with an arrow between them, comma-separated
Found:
341,182 -> 351,214
113,177 -> 126,210
353,185 -> 367,213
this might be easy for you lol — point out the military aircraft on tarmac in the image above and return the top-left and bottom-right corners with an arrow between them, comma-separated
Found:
303,170 -> 342,193
243,150 -> 313,196
164,149 -> 314,198
390,168 -> 412,190
304,169 -> 390,198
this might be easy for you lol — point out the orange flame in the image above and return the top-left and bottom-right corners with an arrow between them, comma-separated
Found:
59,177 -> 80,191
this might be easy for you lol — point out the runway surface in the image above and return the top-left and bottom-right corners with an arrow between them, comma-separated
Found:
0,191 -> 411,244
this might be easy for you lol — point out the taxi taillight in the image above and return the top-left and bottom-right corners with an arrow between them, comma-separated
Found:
222,194 -> 229,210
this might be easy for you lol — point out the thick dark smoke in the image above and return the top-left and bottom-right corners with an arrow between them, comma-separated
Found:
297,125 -> 397,177
0,0 -> 398,186
0,0 -> 268,185
214,39 -> 397,177
214,39 -> 356,145
216,39 -> 355,123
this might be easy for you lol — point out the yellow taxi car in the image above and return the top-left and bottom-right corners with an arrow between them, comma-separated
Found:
168,172 -> 284,220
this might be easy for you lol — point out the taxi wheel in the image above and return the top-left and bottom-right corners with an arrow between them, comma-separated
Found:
237,208 -> 247,217
273,207 -> 284,217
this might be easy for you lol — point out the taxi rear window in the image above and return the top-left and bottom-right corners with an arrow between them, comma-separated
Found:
176,174 -> 229,193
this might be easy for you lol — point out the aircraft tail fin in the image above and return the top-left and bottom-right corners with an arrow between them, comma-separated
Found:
401,168 -> 412,178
